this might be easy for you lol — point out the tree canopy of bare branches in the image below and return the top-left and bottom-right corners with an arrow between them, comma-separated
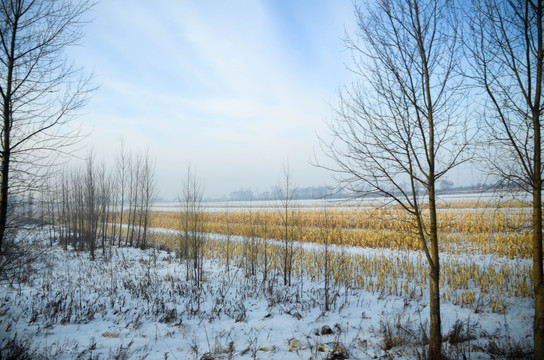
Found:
0,0 -> 96,254
321,0 -> 468,358
467,0 -> 544,356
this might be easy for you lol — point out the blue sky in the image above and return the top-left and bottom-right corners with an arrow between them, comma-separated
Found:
70,1 -> 356,199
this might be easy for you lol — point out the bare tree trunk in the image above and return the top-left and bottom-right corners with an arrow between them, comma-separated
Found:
261,217 -> 269,284
0,81 -> 11,255
179,164 -> 204,286
429,183 -> 442,358
225,203 -> 232,273
424,16 -> 442,353
61,173 -> 68,250
117,142 -> 127,247
140,150 -> 156,250
277,160 -> 296,286
534,165 -> 544,358
85,153 -> 97,261
533,99 -> 544,357
0,10 -> 15,254
320,203 -> 332,312
533,6 -> 544,354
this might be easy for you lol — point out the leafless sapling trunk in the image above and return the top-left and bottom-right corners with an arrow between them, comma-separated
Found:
319,201 -> 333,312
116,141 -> 128,247
129,153 -> 143,248
83,152 -> 97,260
260,205 -> 270,285
140,149 -> 157,250
243,199 -> 259,278
96,161 -> 112,256
179,164 -> 205,287
71,168 -> 85,251
109,167 -> 118,247
58,171 -> 68,249
224,202 -> 232,273
276,160 -> 297,287
60,170 -> 73,250
126,152 -> 141,247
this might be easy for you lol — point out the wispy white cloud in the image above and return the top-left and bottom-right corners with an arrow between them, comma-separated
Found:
72,0 -> 353,198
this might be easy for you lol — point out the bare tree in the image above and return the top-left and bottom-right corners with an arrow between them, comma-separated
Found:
467,0 -> 544,356
319,200 -> 333,312
260,204 -> 270,285
251,204 -> 260,279
115,141 -> 128,247
96,161 -> 112,256
126,151 -> 142,247
224,202 -> 233,273
0,0 -> 95,254
45,175 -> 59,246
70,168 -> 84,251
320,1 -> 466,358
58,170 -> 69,250
179,164 -> 205,287
83,152 -> 97,260
276,160 -> 297,287
139,149 -> 156,250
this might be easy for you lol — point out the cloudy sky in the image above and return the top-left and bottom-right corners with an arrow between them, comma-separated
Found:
68,0 -> 357,199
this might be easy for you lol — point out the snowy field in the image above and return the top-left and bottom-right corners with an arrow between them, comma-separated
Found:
0,224 -> 533,359
152,191 -> 531,213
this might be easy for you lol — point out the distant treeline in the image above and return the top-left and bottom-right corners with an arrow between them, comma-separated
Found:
220,181 -> 521,202
223,185 -> 340,202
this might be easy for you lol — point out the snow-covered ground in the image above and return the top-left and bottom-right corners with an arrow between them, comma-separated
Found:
0,225 -> 534,359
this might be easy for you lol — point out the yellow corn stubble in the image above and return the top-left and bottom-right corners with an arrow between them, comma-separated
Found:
109,201 -> 532,313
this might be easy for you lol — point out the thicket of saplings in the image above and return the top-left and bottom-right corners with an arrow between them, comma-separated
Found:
38,151 -> 157,261
35,155 -> 531,317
